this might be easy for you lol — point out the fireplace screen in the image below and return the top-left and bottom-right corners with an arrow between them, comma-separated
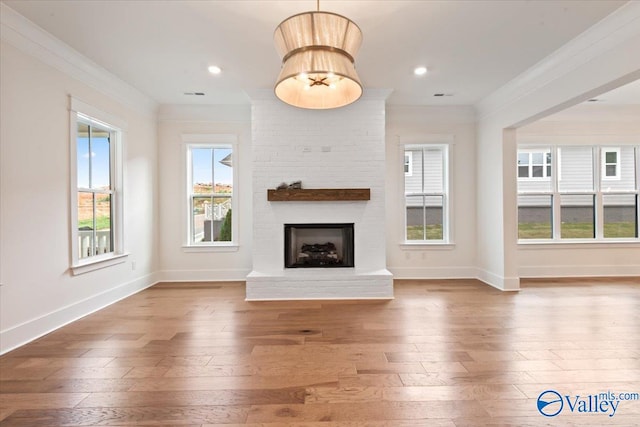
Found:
284,223 -> 354,268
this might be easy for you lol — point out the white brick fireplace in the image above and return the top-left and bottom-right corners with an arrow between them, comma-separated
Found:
246,90 -> 393,300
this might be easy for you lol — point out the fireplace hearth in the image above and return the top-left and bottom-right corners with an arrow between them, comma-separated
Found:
284,223 -> 354,268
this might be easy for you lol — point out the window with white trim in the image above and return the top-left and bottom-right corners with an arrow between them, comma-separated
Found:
602,147 -> 620,180
404,152 -> 413,176
186,141 -> 236,246
518,145 -> 639,241
70,99 -> 125,272
517,150 -> 551,179
403,144 -> 449,242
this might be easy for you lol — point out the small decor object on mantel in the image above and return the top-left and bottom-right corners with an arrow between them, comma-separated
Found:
276,180 -> 302,190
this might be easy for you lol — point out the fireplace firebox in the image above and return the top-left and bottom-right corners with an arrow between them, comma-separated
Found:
284,223 -> 354,268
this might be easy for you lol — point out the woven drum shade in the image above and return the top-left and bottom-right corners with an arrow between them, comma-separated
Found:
274,11 -> 363,109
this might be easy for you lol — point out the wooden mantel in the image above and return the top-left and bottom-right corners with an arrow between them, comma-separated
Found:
267,188 -> 370,202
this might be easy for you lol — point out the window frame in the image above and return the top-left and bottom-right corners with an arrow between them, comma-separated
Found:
69,97 -> 127,274
517,149 -> 552,180
404,151 -> 413,176
401,143 -> 450,245
183,134 -> 239,251
517,144 -> 639,244
601,147 -> 621,181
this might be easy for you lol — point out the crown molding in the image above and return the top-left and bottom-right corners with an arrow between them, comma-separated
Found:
0,3 -> 157,117
475,1 -> 640,122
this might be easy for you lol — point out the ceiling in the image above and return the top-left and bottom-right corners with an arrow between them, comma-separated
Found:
3,0 -> 632,106
535,78 -> 640,123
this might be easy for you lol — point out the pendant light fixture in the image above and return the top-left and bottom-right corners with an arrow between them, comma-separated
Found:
273,0 -> 363,109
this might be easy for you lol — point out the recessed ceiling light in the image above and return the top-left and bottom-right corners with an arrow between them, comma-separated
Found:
208,65 -> 222,75
414,66 -> 428,76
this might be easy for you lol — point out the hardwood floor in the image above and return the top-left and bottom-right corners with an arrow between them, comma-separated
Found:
1,278 -> 639,426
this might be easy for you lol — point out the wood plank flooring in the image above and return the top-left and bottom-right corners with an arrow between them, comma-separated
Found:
1,278 -> 639,426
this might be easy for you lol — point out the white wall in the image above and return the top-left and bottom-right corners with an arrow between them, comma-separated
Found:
385,106 -> 477,279
475,2 -> 640,289
0,41 -> 158,353
156,105 -> 253,281
517,105 -> 640,277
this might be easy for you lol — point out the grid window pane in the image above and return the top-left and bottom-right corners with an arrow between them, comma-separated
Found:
77,123 -> 90,188
423,148 -> 444,193
558,147 -> 593,192
90,131 -> 111,189
214,197 -> 232,242
518,195 -> 552,239
603,194 -> 637,238
78,192 -> 95,258
560,194 -> 595,238
405,195 -> 443,240
424,195 -> 444,240
192,148 -> 213,194
404,148 -> 423,194
532,153 -> 543,164
192,195 -> 210,243
518,148 -> 552,192
518,153 -> 529,165
406,195 -> 425,241
95,195 -> 112,254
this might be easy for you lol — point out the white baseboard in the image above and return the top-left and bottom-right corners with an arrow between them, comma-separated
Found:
158,269 -> 251,282
0,272 -> 159,355
519,264 -> 640,278
476,269 -> 520,291
388,266 -> 478,280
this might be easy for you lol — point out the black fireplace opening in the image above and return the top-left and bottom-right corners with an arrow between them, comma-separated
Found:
284,223 -> 354,268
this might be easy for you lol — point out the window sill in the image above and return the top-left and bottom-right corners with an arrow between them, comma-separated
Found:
518,240 -> 639,249
400,242 -> 455,250
182,244 -> 239,253
71,253 -> 129,275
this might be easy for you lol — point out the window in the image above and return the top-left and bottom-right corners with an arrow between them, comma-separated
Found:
602,148 -> 620,180
404,144 -> 449,242
518,145 -> 639,241
185,136 -> 237,247
70,98 -> 125,273
517,150 -> 551,179
404,152 -> 413,176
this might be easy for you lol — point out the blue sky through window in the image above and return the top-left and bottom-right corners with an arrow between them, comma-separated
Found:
77,137 -> 110,189
192,147 -> 232,186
